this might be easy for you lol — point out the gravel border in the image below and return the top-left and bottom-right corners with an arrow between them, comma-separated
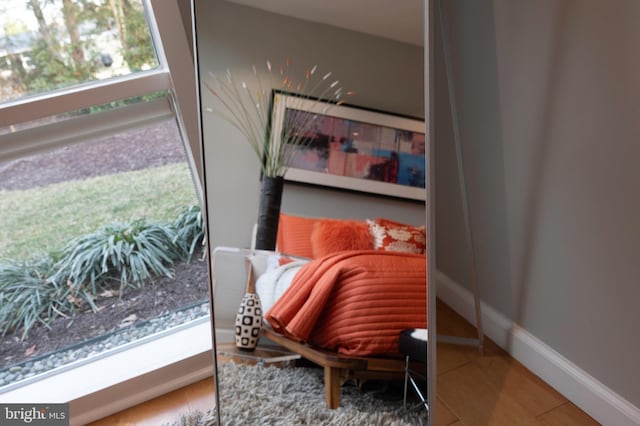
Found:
0,301 -> 210,390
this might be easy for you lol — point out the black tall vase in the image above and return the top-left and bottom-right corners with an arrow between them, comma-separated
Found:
255,176 -> 284,251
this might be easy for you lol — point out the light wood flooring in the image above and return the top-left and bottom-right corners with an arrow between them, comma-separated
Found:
433,300 -> 598,426
89,299 -> 599,426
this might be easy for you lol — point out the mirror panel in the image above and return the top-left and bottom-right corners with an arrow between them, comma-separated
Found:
193,0 -> 431,423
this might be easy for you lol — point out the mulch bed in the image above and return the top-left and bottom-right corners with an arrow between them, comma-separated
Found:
0,121 -> 186,191
0,121 -> 211,369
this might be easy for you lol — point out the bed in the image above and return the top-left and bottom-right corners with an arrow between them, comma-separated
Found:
251,214 -> 428,408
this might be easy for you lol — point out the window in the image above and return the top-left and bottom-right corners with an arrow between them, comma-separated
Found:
0,1 -> 208,420
0,0 -> 159,103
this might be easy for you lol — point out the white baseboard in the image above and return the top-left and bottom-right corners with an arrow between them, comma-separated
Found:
436,270 -> 640,426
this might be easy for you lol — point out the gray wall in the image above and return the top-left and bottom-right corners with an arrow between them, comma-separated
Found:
435,0 -> 640,407
194,0 -> 425,250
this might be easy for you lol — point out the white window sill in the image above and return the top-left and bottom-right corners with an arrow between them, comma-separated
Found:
0,318 -> 215,426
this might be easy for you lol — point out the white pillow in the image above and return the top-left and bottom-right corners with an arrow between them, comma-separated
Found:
255,260 -> 308,315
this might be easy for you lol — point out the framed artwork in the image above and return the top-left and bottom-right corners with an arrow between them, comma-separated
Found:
270,92 -> 426,201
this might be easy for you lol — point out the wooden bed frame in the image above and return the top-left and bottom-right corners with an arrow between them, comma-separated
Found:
262,328 -> 406,409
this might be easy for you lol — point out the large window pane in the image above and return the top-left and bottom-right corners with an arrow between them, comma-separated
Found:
0,119 -> 207,389
0,0 -> 159,104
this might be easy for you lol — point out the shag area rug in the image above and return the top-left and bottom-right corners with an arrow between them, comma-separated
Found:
167,361 -> 426,425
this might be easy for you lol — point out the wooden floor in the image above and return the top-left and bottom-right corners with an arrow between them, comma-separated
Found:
432,300 -> 598,426
89,299 -> 599,426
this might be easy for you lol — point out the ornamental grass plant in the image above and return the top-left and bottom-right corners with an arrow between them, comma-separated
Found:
0,255 -> 79,340
172,204 -> 206,262
52,219 -> 182,295
204,58 -> 354,178
0,205 -> 205,339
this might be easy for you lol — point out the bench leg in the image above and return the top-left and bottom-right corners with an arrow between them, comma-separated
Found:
324,366 -> 340,409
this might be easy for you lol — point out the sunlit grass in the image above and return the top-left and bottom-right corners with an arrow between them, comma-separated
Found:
0,163 -> 198,260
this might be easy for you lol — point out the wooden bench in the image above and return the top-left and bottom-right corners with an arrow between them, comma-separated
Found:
262,328 -> 405,409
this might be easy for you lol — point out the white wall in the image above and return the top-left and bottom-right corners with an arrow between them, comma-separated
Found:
436,0 -> 640,409
194,0 -> 426,250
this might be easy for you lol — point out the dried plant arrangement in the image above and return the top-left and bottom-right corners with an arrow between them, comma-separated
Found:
204,58 -> 353,178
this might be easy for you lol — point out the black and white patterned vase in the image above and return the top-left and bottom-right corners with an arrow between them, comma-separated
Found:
234,292 -> 262,351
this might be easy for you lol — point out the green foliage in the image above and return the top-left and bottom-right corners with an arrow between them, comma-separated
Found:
26,38 -> 97,94
53,219 -> 183,295
172,205 -> 206,262
3,20 -> 28,36
0,203 -> 204,339
120,1 -> 158,71
79,91 -> 167,115
0,255 -> 85,339
4,0 -> 158,101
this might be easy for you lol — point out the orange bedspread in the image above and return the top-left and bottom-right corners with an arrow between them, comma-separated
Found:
265,250 -> 427,357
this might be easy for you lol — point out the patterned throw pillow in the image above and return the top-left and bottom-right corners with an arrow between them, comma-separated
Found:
367,218 -> 426,254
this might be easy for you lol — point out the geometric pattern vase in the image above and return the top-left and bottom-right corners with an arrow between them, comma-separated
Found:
234,292 -> 262,351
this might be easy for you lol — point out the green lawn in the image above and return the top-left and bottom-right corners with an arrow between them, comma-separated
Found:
0,163 -> 199,260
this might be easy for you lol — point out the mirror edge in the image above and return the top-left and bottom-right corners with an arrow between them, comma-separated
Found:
426,0 -> 437,425
190,0 -> 222,424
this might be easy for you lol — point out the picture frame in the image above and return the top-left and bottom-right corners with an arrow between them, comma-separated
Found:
270,91 -> 426,201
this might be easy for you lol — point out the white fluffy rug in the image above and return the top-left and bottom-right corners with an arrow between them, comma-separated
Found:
168,362 -> 426,425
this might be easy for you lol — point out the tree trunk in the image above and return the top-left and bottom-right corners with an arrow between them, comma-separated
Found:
61,0 -> 84,73
27,0 -> 64,63
254,176 -> 284,251
109,0 -> 127,51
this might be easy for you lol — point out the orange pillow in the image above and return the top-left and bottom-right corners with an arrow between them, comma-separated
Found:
367,218 -> 426,254
310,219 -> 374,258
276,213 -> 319,258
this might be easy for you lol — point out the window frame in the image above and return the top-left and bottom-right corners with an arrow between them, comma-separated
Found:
0,69 -> 172,127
